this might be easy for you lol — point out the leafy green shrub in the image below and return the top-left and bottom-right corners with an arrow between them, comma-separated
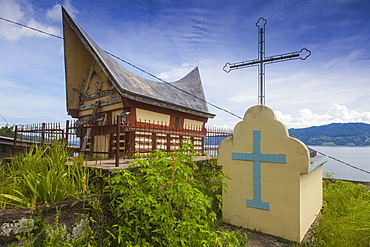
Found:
0,142 -> 92,208
105,141 -> 247,246
314,179 -> 370,246
193,158 -> 225,219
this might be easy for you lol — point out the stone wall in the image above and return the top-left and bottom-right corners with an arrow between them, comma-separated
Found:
0,197 -> 94,246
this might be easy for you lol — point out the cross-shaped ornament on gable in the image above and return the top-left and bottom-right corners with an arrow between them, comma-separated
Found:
224,17 -> 311,105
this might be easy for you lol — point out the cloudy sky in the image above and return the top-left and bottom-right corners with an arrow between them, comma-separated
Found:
0,0 -> 369,129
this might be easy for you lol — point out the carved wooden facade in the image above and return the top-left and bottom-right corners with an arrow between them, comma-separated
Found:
62,8 -> 215,156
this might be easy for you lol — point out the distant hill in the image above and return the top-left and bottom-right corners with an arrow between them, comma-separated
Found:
288,123 -> 370,146
205,123 -> 370,147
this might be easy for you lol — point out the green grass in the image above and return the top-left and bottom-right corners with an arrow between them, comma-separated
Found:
314,179 -> 370,246
0,141 -> 93,209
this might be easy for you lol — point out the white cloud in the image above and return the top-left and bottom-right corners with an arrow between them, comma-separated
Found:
46,3 -> 62,22
274,110 -> 293,124
277,104 -> 370,129
157,63 -> 196,81
208,104 -> 370,131
296,108 -> 332,127
0,0 -> 24,20
228,93 -> 255,104
23,18 -> 60,37
326,103 -> 349,118
0,0 -> 25,40
47,0 -> 78,22
327,103 -> 370,123
0,0 -> 64,41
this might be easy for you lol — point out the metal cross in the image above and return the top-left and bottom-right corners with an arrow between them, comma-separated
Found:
223,17 -> 311,105
232,130 -> 286,210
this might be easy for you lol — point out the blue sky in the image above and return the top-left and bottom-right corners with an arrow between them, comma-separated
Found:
0,0 -> 369,129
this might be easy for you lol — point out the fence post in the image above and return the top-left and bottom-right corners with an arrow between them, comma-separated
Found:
126,130 -> 135,154
65,120 -> 70,145
115,115 -> 120,167
41,123 -> 46,145
13,125 -> 18,156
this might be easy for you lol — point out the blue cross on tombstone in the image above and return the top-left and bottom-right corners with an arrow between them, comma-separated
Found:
232,130 -> 286,210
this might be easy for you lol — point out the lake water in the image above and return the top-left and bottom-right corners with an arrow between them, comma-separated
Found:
309,146 -> 370,182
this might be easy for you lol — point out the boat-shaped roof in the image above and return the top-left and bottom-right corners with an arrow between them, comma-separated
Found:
62,7 -> 215,118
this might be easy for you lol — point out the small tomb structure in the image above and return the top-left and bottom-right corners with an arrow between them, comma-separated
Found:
218,105 -> 327,242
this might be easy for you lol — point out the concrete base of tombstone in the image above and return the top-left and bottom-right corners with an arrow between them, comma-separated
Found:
218,105 -> 327,242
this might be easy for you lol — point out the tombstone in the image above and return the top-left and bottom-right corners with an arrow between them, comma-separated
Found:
218,105 -> 328,242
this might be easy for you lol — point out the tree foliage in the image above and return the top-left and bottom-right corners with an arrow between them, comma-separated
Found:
0,125 -> 15,138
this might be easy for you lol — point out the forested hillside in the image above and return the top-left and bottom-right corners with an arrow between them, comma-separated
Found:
288,123 -> 370,146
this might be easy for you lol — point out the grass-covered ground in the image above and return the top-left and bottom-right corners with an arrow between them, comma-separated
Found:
313,178 -> 370,247
0,142 -> 248,246
1,143 -> 369,246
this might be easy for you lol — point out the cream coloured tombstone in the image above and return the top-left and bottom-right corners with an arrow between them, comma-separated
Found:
218,105 -> 327,242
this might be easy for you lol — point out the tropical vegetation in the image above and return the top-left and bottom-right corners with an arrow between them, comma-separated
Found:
313,177 -> 370,247
1,141 -> 369,246
0,141 -> 248,246
0,141 -> 93,209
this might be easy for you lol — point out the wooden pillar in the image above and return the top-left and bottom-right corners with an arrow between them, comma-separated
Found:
115,116 -> 120,167
152,132 -> 157,151
179,135 -> 183,149
200,136 -> 204,154
166,134 -> 171,152
125,130 -> 135,154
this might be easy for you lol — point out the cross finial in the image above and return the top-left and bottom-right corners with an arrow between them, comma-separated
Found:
224,17 -> 311,105
256,17 -> 267,28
